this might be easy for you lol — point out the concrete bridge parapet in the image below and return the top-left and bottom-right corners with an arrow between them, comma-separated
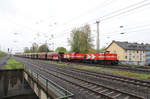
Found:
0,69 -> 36,99
24,68 -> 74,99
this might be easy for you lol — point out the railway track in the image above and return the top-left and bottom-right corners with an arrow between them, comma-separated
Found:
26,59 -> 150,88
100,66 -> 150,74
29,60 -> 150,98
17,56 -> 150,73
25,62 -> 144,99
15,57 -> 148,99
55,66 -> 150,88
83,64 -> 150,74
53,61 -> 150,74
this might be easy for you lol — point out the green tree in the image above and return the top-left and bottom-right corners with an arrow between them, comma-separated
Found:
88,47 -> 106,53
24,47 -> 31,53
38,44 -> 49,52
0,51 -> 7,57
55,47 -> 67,52
69,24 -> 93,53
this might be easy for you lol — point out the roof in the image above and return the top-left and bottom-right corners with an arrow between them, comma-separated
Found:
108,41 -> 150,51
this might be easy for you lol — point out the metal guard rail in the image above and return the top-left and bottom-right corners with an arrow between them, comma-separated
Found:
24,67 -> 74,99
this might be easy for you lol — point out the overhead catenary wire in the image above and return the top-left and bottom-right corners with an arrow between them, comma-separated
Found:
4,0 -> 120,44
49,0 -> 120,33
6,0 -> 150,50
52,0 -> 150,39
91,23 -> 150,37
87,0 -> 150,23
102,27 -> 150,37
101,1 -> 150,21
54,25 -> 150,46
39,0 -> 150,49
61,0 -> 119,25
6,0 -> 150,40
54,21 -> 150,40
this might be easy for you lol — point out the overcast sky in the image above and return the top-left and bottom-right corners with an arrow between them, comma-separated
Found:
0,0 -> 150,53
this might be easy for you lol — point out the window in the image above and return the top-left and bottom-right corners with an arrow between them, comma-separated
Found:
125,56 -> 127,59
137,51 -> 138,53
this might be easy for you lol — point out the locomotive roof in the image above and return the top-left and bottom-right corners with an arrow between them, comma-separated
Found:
108,41 -> 150,51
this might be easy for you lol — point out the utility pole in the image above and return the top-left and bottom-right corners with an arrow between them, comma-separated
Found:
96,21 -> 100,53
45,40 -> 48,53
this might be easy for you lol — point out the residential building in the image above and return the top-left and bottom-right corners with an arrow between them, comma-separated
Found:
106,41 -> 150,66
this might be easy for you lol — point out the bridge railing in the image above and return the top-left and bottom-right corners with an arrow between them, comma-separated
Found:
24,67 -> 74,99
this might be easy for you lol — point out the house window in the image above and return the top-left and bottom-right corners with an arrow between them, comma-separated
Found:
125,56 -> 127,59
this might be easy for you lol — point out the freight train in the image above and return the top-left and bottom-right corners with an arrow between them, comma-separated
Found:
15,51 -> 118,65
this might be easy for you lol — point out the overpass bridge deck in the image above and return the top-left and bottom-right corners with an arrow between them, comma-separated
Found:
25,67 -> 73,99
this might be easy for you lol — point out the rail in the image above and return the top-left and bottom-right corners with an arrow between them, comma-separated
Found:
24,67 -> 74,99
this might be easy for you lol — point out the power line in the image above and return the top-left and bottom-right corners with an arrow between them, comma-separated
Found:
103,27 -> 150,37
61,0 -> 118,25
71,0 -> 148,24
50,0 -> 150,39
49,0 -> 120,34
6,1 -> 150,41
53,22 -> 150,40
5,1 -> 150,49
100,0 -> 148,19
4,0 -> 150,38
91,23 -> 150,37
102,1 -> 150,21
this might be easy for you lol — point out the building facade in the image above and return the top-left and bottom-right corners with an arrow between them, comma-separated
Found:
106,41 -> 150,66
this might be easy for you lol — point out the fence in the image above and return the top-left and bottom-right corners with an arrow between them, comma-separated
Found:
24,67 -> 74,99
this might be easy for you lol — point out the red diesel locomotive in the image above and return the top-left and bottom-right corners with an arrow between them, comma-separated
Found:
15,51 -> 118,65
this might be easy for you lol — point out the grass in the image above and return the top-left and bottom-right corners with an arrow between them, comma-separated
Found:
72,65 -> 150,80
0,51 -> 7,57
47,61 -> 150,80
5,58 -> 24,69
136,65 -> 150,69
46,61 -> 67,67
